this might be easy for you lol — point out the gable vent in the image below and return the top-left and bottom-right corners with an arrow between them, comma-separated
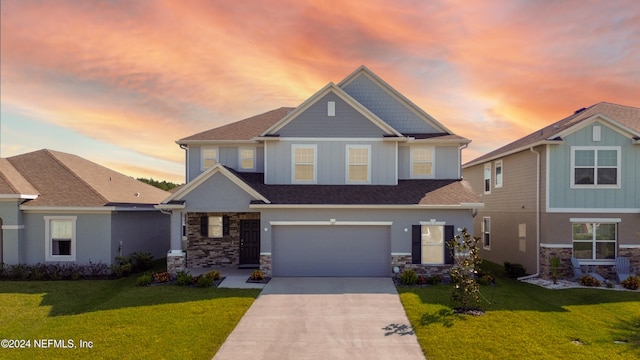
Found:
327,101 -> 335,117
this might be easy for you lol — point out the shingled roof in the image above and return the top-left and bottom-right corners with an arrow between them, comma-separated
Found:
2,149 -> 170,207
229,170 -> 480,206
464,102 -> 640,167
178,107 -> 295,142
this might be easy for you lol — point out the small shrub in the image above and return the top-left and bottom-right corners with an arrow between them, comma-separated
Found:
175,270 -> 193,286
477,274 -> 495,286
204,270 -> 222,281
196,275 -> 214,288
400,269 -> 418,285
504,262 -> 527,279
621,276 -> 640,290
578,275 -> 602,287
136,273 -> 152,287
416,275 -> 426,285
549,257 -> 561,284
249,270 -> 264,281
153,271 -> 171,283
426,274 -> 443,285
130,252 -> 153,273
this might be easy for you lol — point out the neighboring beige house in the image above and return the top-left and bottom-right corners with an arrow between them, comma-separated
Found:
463,102 -> 640,280
0,149 -> 171,265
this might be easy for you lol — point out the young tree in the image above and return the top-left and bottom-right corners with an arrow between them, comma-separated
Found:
446,228 -> 482,312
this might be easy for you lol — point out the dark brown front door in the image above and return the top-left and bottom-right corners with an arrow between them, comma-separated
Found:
239,220 -> 260,265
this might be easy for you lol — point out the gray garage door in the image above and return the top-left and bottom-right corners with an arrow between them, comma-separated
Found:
272,225 -> 390,277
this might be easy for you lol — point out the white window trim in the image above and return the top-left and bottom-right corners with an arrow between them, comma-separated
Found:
346,144 -> 371,184
482,217 -> 491,250
410,146 -> 435,179
571,219 -> 618,261
201,146 -> 219,171
291,144 -> 317,184
238,147 -> 256,171
570,146 -> 621,189
495,160 -> 503,188
484,163 -> 491,194
44,216 -> 77,262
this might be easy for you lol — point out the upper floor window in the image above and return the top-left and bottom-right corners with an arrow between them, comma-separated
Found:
483,163 -> 491,194
572,220 -> 617,260
292,145 -> 317,183
201,147 -> 218,170
346,145 -> 370,183
411,147 -> 434,178
239,148 -> 256,171
45,216 -> 77,262
571,147 -> 620,188
495,160 -> 503,188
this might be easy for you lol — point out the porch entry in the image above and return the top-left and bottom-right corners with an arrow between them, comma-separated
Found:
239,219 -> 260,266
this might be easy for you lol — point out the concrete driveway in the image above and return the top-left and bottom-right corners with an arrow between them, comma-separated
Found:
213,277 -> 425,360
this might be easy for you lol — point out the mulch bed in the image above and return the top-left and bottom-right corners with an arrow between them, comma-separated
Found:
246,276 -> 271,284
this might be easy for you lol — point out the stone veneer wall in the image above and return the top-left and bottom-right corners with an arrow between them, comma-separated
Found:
186,212 -> 259,268
540,246 -> 640,281
260,254 -> 272,277
391,255 -> 452,281
167,252 -> 186,274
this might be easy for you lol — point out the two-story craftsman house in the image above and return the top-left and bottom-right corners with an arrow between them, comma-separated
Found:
463,102 -> 639,280
158,66 -> 482,277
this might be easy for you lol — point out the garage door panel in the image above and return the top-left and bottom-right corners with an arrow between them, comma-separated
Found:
272,225 -> 389,277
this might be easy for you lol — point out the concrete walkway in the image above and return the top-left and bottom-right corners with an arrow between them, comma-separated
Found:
213,277 -> 425,360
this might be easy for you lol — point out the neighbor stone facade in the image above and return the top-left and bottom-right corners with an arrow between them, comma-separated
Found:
540,245 -> 640,281
260,254 -> 272,277
185,212 -> 259,268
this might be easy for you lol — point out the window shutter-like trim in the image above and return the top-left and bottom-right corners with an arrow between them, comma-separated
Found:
200,216 -> 208,237
444,225 -> 454,265
223,216 -> 230,236
412,225 -> 421,264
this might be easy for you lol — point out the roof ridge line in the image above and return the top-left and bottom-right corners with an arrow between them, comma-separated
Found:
43,149 -> 110,204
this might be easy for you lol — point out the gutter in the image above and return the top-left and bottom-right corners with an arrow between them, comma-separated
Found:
518,146 -> 541,280
179,144 -> 188,184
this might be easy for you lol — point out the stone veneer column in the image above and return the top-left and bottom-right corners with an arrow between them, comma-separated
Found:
167,250 -> 186,274
391,254 -> 452,280
260,254 -> 272,277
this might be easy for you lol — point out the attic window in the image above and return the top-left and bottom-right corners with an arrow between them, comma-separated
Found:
327,101 -> 335,117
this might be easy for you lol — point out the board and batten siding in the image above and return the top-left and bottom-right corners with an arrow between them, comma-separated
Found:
265,140 -> 397,185
276,93 -> 388,138
547,121 -> 639,210
341,73 -> 442,134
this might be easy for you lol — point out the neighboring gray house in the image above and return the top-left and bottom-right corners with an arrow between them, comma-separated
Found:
158,66 -> 482,277
463,103 -> 640,280
0,149 -> 171,265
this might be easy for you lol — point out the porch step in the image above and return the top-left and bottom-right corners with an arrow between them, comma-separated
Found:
237,264 -> 260,269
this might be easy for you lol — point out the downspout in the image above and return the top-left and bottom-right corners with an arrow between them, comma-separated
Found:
518,146 -> 541,280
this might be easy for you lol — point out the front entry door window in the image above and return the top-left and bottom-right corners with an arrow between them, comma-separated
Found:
239,220 -> 260,265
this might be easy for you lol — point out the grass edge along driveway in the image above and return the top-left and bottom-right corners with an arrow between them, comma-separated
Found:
0,276 -> 260,360
398,263 -> 640,360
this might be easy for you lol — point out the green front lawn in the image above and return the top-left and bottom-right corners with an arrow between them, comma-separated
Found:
399,262 -> 640,360
0,275 -> 260,359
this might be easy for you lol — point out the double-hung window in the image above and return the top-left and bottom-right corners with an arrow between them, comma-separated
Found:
346,145 -> 370,183
201,147 -> 218,170
484,163 -> 491,194
482,217 -> 491,249
572,220 -> 617,260
411,147 -> 434,178
292,145 -> 316,183
571,147 -> 620,187
239,147 -> 256,171
495,160 -> 503,188
45,216 -> 77,262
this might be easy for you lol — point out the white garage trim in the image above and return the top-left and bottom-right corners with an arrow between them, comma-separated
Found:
269,220 -> 392,226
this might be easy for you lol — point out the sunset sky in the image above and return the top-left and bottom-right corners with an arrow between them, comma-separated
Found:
2,0 -> 639,183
